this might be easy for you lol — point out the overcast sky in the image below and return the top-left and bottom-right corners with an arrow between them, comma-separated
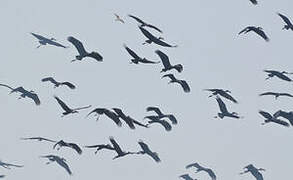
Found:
0,0 -> 293,179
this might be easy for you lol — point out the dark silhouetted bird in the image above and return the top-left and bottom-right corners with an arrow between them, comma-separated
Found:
259,92 -> 293,99
274,110 -> 293,126
214,96 -> 241,119
155,50 -> 183,73
42,77 -> 76,89
179,174 -> 197,180
146,106 -> 177,124
249,0 -> 258,5
112,108 -> 135,129
109,137 -> 136,160
84,144 -> 115,154
31,32 -> 68,48
136,140 -> 160,162
0,84 -> 40,105
87,108 -> 122,127
204,89 -> 237,103
40,155 -> 72,175
53,140 -> 82,155
124,44 -> 159,64
67,36 -> 103,62
239,26 -> 269,41
162,74 -> 190,93
128,14 -> 162,33
139,26 -> 177,47
264,70 -> 292,82
20,137 -> 56,143
186,163 -> 216,180
277,13 -> 293,31
259,110 -> 290,127
240,164 -> 265,180
54,96 -> 91,117
0,160 -> 23,169
145,116 -> 172,131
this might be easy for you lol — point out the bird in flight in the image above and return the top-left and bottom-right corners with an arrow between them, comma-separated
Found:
123,44 -> 159,64
128,14 -> 162,33
240,164 -> 265,180
274,110 -> 293,126
109,137 -> 136,160
204,89 -> 238,103
155,50 -> 183,73
114,13 -> 125,23
31,32 -> 68,48
214,96 -> 241,119
67,36 -> 103,62
249,0 -> 258,5
0,160 -> 23,169
87,108 -> 122,127
20,137 -> 56,143
146,106 -> 177,124
0,84 -> 40,105
84,144 -> 115,154
40,155 -> 72,175
264,70 -> 292,82
42,77 -> 76,89
259,110 -> 290,127
277,12 -> 293,31
186,162 -> 216,180
144,116 -> 172,131
54,96 -> 91,117
259,92 -> 293,99
162,74 -> 191,93
136,140 -> 161,163
53,140 -> 82,155
112,108 -> 136,129
239,26 -> 269,41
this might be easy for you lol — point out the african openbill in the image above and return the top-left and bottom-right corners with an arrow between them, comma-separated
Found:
204,89 -> 237,103
54,96 -> 91,117
40,155 -> 72,175
162,74 -> 191,93
239,26 -> 269,41
42,77 -> 76,89
155,50 -> 183,73
214,96 -> 241,119
128,14 -> 162,33
31,32 -> 68,48
53,140 -> 82,155
240,164 -> 265,180
186,163 -> 216,180
259,110 -> 290,127
124,44 -> 159,64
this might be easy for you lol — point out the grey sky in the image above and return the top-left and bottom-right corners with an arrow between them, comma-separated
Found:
0,0 -> 293,179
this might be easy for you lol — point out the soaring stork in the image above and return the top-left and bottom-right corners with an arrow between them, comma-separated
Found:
204,89 -> 238,103
128,14 -> 162,33
0,84 -> 40,105
20,137 -> 56,143
162,74 -> 191,93
186,163 -> 216,180
40,155 -> 72,175
112,108 -> 135,129
179,174 -> 197,180
277,13 -> 293,31
264,70 -> 292,82
67,36 -> 103,62
259,92 -> 293,99
84,144 -> 115,154
144,116 -> 172,131
54,96 -> 91,117
240,164 -> 265,180
31,32 -> 68,48
124,44 -> 159,64
214,96 -> 241,119
0,160 -> 23,169
274,110 -> 293,126
155,50 -> 183,73
137,140 -> 161,162
42,77 -> 76,89
114,13 -> 125,23
259,110 -> 290,127
53,140 -> 82,155
146,106 -> 177,124
239,26 -> 269,41
139,26 -> 177,47
109,137 -> 136,160
87,108 -> 122,127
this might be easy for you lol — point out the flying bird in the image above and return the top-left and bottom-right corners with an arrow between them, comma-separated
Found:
31,32 -> 68,48
53,140 -> 82,155
112,108 -> 135,129
42,77 -> 76,89
0,160 -> 23,169
40,155 -> 72,175
274,110 -> 293,126
123,44 -> 159,64
0,84 -> 40,105
239,26 -> 269,41
145,116 -> 172,131
249,0 -> 258,5
20,137 -> 56,143
67,36 -> 103,62
128,14 -> 162,33
84,144 -> 115,154
214,96 -> 241,119
204,89 -> 238,103
146,106 -> 177,124
259,110 -> 290,127
155,50 -> 183,73
137,140 -> 160,162
54,96 -> 91,117
109,137 -> 136,160
264,70 -> 292,82
114,13 -> 125,23
179,174 -> 197,180
162,74 -> 191,93
259,92 -> 293,99
139,26 -> 177,47
240,164 -> 265,180
186,163 -> 216,180
87,108 -> 122,127
277,13 -> 293,31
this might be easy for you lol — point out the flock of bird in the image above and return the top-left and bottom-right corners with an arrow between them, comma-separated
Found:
1,0 -> 293,179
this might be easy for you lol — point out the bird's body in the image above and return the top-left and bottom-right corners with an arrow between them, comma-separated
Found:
145,116 -> 172,131
264,70 -> 292,82
53,140 -> 82,155
204,89 -> 237,103
112,108 -> 135,129
42,77 -> 76,89
240,164 -> 265,180
20,137 -> 56,143
259,110 -> 290,127
215,96 -> 241,119
67,36 -> 103,62
277,13 -> 293,31
155,50 -> 183,73
31,32 -> 68,48
129,14 -> 162,33
274,110 -> 293,126
109,137 -> 135,160
124,44 -> 159,64
0,160 -> 23,169
259,92 -> 293,99
186,163 -> 216,180
84,144 -> 115,154
137,140 -> 160,162
114,13 -> 125,23
162,74 -> 190,93
40,155 -> 72,175
54,96 -> 91,117
139,26 -> 177,47
87,108 -> 122,127
146,106 -> 178,124
239,26 -> 269,41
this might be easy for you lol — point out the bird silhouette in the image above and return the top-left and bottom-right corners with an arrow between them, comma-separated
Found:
145,116 -> 172,131
274,110 -> 293,126
155,50 -> 183,73
53,140 -> 82,155
20,137 -> 56,143
259,110 -> 290,127
67,36 -> 103,62
124,44 -> 159,64
239,26 -> 269,41
277,12 -> 293,31
240,164 -> 265,180
40,155 -> 72,175
87,108 -> 122,127
204,89 -> 238,103
54,96 -> 91,117
259,92 -> 293,99
128,14 -> 162,33
112,108 -> 136,129
162,74 -> 190,93
186,163 -> 216,180
109,137 -> 136,160
31,32 -> 68,48
264,70 -> 292,82
42,77 -> 76,89
0,160 -> 23,169
136,140 -> 161,162
214,96 -> 241,119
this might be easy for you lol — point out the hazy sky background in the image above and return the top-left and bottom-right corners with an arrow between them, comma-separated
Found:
0,0 -> 293,179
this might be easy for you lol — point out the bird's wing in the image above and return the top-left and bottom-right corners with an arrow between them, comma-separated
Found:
216,97 -> 228,113
186,163 -> 200,169
122,116 -> 135,129
128,14 -> 145,24
253,28 -> 270,41
138,141 -> 160,162
28,92 -> 41,105
220,91 -> 237,103
166,115 -> 178,124
10,87 -> 26,94
60,82 -> 76,89
88,52 -> 103,61
249,0 -> 258,5
67,36 -> 87,56
31,32 -> 47,40
41,77 -> 58,85
276,73 -> 292,81
109,137 -> 124,154
155,50 -> 172,68
104,110 -> 122,127
259,110 -> 273,119
279,93 -> 293,97
146,106 -> 163,116
207,170 -> 217,180
54,96 -> 72,112
179,80 -> 191,93
56,158 -> 72,175
274,119 -> 290,127
179,174 -> 194,180
123,44 -> 141,59
139,26 -> 157,40
278,13 -> 292,26
259,92 -> 276,96
238,27 -> 249,35
146,24 -> 163,33
148,120 -> 172,131
0,83 -> 14,90
73,105 -> 92,111
47,40 -> 68,48
20,137 -> 56,143
162,73 -> 177,81
68,143 -> 82,154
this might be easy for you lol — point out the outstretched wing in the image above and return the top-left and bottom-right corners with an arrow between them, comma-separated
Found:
259,92 -> 276,96
56,157 -> 72,175
278,13 -> 292,26
67,36 -> 87,56
27,92 -> 41,105
162,73 -> 177,81
259,110 -> 273,119
148,119 -> 172,131
186,162 -> 201,169
155,50 -> 172,69
138,141 -> 161,162
238,27 -> 250,35
146,106 -> 163,116
31,32 -> 47,41
42,77 -> 58,85
179,80 -> 191,93
128,14 -> 146,24
109,137 -> 124,154
179,174 -> 194,180
220,91 -> 237,103
253,28 -> 269,41
88,52 -> 103,61
216,96 -> 228,113
54,96 -> 72,112
279,93 -> 293,97
68,143 -> 82,154
249,0 -> 258,5
60,82 -> 76,89
123,44 -> 141,59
